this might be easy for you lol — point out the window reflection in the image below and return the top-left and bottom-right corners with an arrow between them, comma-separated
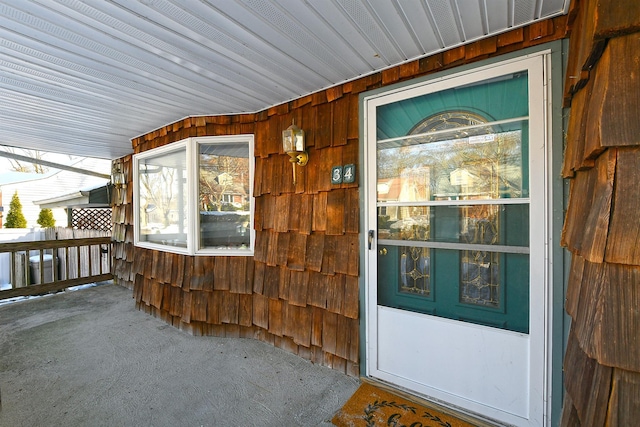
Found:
199,143 -> 251,249
138,149 -> 188,248
377,130 -> 524,203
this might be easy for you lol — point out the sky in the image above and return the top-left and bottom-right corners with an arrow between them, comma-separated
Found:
0,147 -> 97,185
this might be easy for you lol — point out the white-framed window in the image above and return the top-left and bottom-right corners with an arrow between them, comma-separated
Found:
133,135 -> 254,256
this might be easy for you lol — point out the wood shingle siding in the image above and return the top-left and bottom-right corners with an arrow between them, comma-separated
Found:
560,0 -> 640,424
111,17 -> 569,377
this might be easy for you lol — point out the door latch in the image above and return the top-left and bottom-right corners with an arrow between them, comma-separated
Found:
368,230 -> 375,250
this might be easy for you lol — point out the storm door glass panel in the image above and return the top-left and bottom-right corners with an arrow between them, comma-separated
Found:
138,147 -> 188,248
376,71 -> 530,333
198,141 -> 251,250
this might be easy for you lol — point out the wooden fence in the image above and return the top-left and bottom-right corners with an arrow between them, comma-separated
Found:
0,228 -> 112,301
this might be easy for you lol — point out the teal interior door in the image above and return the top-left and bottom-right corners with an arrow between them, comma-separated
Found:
378,204 -> 530,332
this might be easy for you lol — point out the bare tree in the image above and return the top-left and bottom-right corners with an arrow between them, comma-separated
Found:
199,154 -> 249,211
139,166 -> 178,228
3,147 -> 50,173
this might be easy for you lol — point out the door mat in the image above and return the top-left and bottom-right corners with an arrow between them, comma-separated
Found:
332,382 -> 480,427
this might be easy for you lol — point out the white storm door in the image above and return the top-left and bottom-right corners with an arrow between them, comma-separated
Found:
364,54 -> 550,427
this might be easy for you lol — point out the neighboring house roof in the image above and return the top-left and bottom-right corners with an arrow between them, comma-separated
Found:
33,183 -> 111,209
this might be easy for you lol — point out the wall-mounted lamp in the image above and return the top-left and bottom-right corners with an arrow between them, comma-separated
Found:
111,161 -> 126,198
282,120 -> 308,184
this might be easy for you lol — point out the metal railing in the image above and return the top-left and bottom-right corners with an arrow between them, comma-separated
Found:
0,237 -> 113,301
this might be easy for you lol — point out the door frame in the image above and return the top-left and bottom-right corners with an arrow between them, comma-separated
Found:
358,42 -> 567,426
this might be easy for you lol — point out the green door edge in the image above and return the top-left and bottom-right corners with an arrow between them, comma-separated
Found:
357,39 -> 569,427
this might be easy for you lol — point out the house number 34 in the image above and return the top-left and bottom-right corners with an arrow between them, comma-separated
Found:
331,164 -> 356,184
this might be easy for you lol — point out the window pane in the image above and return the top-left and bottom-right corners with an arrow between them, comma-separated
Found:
378,204 -> 529,247
138,148 -> 188,248
377,128 -> 526,201
199,142 -> 251,249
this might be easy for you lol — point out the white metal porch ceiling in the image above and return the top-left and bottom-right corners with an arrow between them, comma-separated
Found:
0,0 -> 570,160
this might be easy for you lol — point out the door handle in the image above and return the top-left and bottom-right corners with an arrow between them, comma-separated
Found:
379,247 -> 387,256
368,230 -> 375,250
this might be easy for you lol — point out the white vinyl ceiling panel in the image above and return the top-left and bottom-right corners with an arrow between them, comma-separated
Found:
0,0 -> 570,160
457,2 -> 487,40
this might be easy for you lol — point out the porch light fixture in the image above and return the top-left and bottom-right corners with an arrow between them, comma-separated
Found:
282,120 -> 308,184
111,160 -> 126,197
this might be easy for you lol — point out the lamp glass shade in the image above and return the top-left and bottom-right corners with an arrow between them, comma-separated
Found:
112,164 -> 125,186
282,129 -> 294,153
283,124 -> 304,153
295,129 -> 305,151
114,172 -> 125,186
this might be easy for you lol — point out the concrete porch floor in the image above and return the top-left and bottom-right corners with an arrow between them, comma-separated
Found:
0,283 -> 360,426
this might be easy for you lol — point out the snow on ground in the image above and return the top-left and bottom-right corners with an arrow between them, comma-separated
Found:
0,282 -> 104,307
